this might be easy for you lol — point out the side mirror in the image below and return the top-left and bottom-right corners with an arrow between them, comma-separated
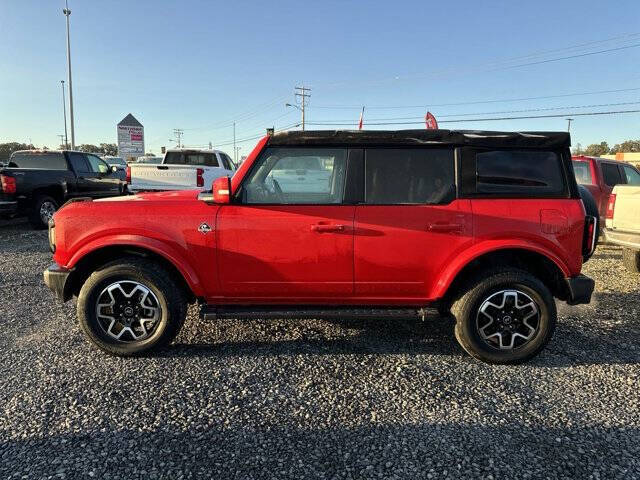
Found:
198,176 -> 232,204
213,176 -> 231,203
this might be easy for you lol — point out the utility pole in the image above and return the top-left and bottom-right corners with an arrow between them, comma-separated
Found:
566,118 -> 574,132
57,134 -> 65,149
60,81 -> 68,148
233,122 -> 236,163
63,1 -> 75,149
173,128 -> 184,148
295,85 -> 311,130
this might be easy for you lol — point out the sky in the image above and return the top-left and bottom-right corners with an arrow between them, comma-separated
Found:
1,0 -> 640,157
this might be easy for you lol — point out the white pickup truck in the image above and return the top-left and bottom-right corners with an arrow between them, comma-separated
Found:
127,149 -> 235,192
604,184 -> 640,272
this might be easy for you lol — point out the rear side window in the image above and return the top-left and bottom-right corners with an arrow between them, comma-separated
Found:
623,165 -> 640,185
601,163 -> 623,187
365,148 -> 455,204
164,152 -> 219,167
572,160 -> 593,185
476,150 -> 564,195
8,152 -> 67,170
219,153 -> 235,170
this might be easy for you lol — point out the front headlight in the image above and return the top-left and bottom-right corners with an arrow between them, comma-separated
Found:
48,218 -> 56,253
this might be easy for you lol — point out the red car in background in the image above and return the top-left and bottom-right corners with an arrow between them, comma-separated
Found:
572,155 -> 640,225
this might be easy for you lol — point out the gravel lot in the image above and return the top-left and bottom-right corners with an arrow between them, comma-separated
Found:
1,217 -> 639,479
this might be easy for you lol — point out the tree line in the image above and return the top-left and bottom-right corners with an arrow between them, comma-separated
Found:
573,139 -> 640,157
0,142 -> 118,162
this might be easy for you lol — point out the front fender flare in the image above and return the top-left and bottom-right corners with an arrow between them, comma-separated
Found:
66,235 -> 205,297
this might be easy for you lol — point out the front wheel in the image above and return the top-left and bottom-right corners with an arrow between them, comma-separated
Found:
77,257 -> 188,356
451,269 -> 556,364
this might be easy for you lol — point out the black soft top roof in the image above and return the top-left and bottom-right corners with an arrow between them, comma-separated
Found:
268,129 -> 570,149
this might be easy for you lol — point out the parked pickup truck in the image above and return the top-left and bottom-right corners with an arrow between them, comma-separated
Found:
0,150 -> 126,228
572,155 -> 640,227
127,149 -> 235,192
604,185 -> 640,272
44,129 -> 597,365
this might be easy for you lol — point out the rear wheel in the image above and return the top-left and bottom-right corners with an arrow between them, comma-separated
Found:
77,257 -> 187,356
29,195 -> 58,229
451,269 -> 556,364
622,248 -> 640,274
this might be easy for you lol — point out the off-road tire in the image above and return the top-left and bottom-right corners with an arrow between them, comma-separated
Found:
622,248 -> 640,274
451,269 -> 557,364
77,257 -> 188,356
28,194 -> 58,229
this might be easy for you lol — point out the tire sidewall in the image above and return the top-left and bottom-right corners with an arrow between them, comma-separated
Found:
78,263 -> 176,355
457,274 -> 556,364
30,195 -> 58,229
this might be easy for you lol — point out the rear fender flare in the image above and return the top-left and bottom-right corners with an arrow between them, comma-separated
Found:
431,240 -> 571,300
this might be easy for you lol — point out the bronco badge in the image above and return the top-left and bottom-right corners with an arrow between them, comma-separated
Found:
198,222 -> 212,234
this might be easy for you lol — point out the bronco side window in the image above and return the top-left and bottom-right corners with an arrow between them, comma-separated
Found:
475,150 -> 565,195
364,148 -> 455,204
238,147 -> 348,204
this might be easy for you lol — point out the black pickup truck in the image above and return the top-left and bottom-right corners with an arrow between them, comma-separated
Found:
0,150 -> 127,228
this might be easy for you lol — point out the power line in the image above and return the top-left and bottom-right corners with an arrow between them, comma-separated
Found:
313,86 -> 640,110
305,109 -> 640,127
317,33 -> 640,91
308,100 -> 640,123
211,122 -> 301,148
182,95 -> 290,131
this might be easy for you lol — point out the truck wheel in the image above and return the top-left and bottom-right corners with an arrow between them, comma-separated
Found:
29,195 -> 58,229
451,269 -> 557,364
77,257 -> 188,356
622,248 -> 640,274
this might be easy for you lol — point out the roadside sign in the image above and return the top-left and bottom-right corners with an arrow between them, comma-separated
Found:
117,114 -> 145,162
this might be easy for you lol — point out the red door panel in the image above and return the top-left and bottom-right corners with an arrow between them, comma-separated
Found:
216,205 -> 355,299
354,200 -> 473,300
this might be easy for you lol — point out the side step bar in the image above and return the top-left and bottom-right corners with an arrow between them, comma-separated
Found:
200,305 -> 439,321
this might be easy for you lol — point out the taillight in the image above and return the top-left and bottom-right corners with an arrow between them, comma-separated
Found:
605,194 -> 616,219
0,174 -> 16,194
196,168 -> 204,187
125,166 -> 131,184
583,215 -> 597,258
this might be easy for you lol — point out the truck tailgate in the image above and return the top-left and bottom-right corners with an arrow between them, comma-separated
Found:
610,185 -> 640,232
129,164 -> 198,191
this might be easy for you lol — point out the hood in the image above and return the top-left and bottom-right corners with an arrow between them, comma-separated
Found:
94,189 -> 201,203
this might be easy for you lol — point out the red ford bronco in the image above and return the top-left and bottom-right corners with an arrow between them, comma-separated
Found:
44,130 -> 596,364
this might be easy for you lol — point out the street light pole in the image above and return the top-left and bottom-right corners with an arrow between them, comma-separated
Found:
60,80 -> 68,148
63,1 -> 75,149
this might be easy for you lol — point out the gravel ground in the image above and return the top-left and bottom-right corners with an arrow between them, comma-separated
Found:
0,217 -> 639,479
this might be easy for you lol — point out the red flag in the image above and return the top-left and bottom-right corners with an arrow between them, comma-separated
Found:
425,111 -> 438,130
358,107 -> 365,130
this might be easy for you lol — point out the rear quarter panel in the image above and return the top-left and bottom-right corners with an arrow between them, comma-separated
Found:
469,198 -> 585,276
